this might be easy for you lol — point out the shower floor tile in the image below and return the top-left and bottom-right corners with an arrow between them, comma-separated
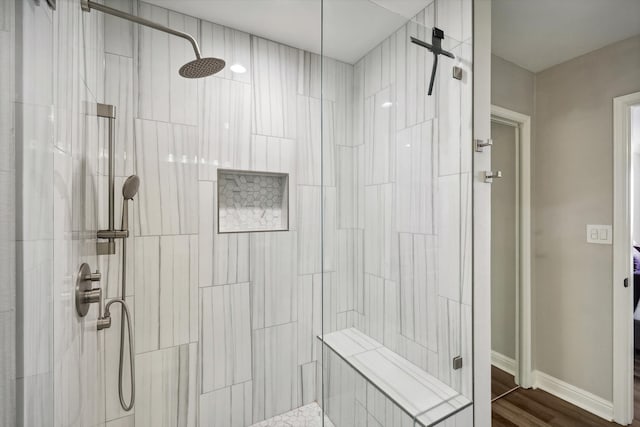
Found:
250,402 -> 335,427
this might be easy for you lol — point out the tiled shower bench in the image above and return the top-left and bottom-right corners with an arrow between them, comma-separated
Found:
320,328 -> 472,427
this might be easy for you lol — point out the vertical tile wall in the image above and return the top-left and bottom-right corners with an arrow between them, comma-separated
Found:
0,0 -> 15,425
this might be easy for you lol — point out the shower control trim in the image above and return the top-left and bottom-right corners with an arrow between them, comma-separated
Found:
75,263 -> 103,317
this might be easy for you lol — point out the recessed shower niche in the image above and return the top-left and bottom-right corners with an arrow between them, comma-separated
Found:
217,169 -> 289,233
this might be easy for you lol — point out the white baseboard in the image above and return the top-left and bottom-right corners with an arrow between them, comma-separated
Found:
491,350 -> 516,376
532,370 -> 613,421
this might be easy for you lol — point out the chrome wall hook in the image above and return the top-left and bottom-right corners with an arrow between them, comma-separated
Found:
484,170 -> 503,183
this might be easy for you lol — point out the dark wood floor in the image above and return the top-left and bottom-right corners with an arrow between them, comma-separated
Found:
490,366 -> 640,426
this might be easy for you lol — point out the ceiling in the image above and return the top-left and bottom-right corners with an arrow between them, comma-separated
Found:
492,0 -> 640,73
145,0 -> 430,64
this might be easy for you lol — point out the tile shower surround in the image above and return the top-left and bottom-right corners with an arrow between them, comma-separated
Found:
12,1 -> 472,427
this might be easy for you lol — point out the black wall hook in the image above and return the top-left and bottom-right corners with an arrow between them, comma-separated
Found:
410,27 -> 456,96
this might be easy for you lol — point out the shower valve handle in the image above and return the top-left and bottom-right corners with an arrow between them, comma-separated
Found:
84,270 -> 102,282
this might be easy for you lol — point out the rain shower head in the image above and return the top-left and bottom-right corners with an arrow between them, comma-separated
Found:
179,57 -> 226,79
82,0 -> 225,79
122,175 -> 140,200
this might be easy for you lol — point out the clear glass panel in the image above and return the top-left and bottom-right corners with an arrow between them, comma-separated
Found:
321,0 -> 473,425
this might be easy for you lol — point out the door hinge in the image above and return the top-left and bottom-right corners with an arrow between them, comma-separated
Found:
453,356 -> 463,370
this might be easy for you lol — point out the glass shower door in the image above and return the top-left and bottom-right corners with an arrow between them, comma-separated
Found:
321,0 -> 473,425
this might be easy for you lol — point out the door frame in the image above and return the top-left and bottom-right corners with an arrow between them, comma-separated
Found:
490,105 -> 533,388
612,91 -> 640,425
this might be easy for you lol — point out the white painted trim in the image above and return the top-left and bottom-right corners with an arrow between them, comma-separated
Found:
491,351 -> 516,376
490,105 -> 533,389
533,370 -> 614,422
473,1 -> 493,426
613,91 -> 640,425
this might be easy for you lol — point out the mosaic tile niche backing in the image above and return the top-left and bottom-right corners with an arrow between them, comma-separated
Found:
218,169 -> 289,233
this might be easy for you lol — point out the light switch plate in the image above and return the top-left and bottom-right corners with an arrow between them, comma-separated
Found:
586,224 -> 612,244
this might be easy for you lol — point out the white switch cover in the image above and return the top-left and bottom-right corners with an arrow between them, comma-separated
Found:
586,224 -> 612,244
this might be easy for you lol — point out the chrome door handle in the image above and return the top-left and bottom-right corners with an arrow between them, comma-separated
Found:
484,170 -> 502,183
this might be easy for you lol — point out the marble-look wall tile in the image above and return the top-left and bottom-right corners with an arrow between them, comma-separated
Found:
0,311 -> 15,426
363,184 -> 397,280
364,87 -> 395,185
437,297 -> 461,390
134,236 -> 159,353
323,272 -> 339,334
330,60 -> 354,149
15,0 -> 53,106
395,6 -> 435,131
135,343 -> 197,427
80,0 -> 105,102
0,31 -> 14,173
382,279 -> 400,351
437,43 -> 467,177
106,414 -> 134,427
200,21 -> 251,84
0,0 -> 12,31
363,274 -> 384,343
104,0 -> 134,57
137,3 -> 198,125
460,303 -> 472,398
17,240 -> 53,378
199,381 -> 252,427
252,36 -> 298,139
198,77 -> 251,180
435,0 -> 463,44
134,119 -> 198,235
396,120 -> 435,234
298,274 -> 322,365
198,181 -> 250,287
200,283 -> 252,393
297,52 -> 321,99
250,134 -> 297,228
437,174 -> 463,302
298,361 -> 317,406
352,60 -> 365,147
0,171 -> 15,313
104,54 -> 135,177
16,372 -> 53,427
398,233 -> 438,351
336,229 -> 363,313
297,186 -> 321,275
251,231 -> 297,328
16,103 -> 54,241
297,96 -> 335,186
159,235 -> 197,349
252,322 -> 299,422
336,145 -> 363,229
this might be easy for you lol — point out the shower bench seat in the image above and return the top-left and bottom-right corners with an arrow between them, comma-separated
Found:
320,328 -> 471,426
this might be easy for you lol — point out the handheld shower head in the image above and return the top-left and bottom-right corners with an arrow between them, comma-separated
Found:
121,175 -> 139,232
122,175 -> 140,200
179,57 -> 226,79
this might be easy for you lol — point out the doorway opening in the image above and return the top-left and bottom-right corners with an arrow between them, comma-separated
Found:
489,105 -> 532,402
613,92 -> 640,425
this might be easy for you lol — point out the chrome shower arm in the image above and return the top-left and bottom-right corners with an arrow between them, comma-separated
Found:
81,0 -> 202,59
